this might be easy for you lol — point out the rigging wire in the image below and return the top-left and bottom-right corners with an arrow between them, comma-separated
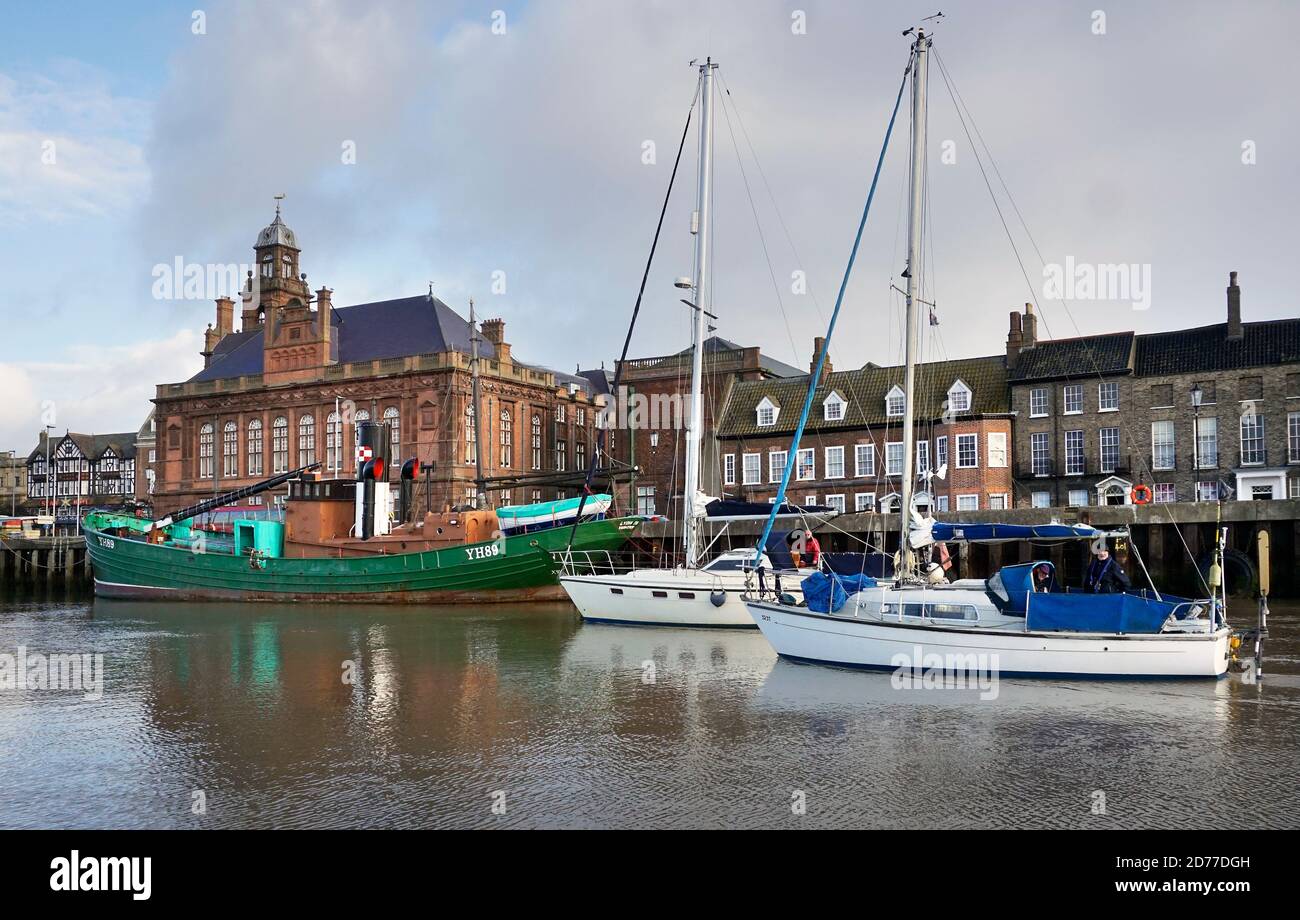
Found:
563,87 -> 698,554
931,48 -> 1211,595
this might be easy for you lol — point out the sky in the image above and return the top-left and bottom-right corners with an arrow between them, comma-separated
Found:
1,0 -> 1297,451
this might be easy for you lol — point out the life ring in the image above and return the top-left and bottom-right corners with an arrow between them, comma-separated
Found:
1130,484 -> 1153,505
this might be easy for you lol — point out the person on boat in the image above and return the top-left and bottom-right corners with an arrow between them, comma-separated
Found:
1032,563 -> 1054,592
1084,546 -> 1131,594
802,530 -> 821,569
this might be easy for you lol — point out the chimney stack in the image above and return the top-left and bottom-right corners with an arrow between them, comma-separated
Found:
201,324 -> 218,368
316,287 -> 334,363
811,336 -> 832,383
481,318 -> 510,364
1021,302 -> 1038,348
1226,271 -> 1242,340
215,296 -> 235,341
1005,310 -> 1024,369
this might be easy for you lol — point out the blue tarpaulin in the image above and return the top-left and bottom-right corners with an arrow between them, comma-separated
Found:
802,571 -> 878,613
929,522 -> 1101,543
1026,592 -> 1182,634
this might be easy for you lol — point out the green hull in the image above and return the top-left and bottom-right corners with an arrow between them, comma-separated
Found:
84,512 -> 640,604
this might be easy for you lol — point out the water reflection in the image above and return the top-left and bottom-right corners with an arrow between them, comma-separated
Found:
0,595 -> 1295,829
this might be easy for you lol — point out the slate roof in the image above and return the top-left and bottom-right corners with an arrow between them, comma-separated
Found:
717,354 -> 1010,438
1009,331 -> 1135,382
27,432 -> 138,463
675,335 -> 805,378
1135,319 -> 1300,376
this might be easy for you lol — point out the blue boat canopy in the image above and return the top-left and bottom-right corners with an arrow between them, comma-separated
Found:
926,522 -> 1103,544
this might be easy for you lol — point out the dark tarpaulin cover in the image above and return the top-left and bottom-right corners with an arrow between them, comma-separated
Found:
1025,592 -> 1182,634
706,499 -> 834,519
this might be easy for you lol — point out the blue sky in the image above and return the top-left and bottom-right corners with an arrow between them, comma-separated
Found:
2,0 -> 1297,449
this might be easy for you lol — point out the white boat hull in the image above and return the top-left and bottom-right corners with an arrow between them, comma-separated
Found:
561,570 -> 759,627
744,600 -> 1231,678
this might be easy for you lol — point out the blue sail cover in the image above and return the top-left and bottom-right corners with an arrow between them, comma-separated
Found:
929,522 -> 1101,543
1026,593 -> 1183,634
802,571 -> 878,613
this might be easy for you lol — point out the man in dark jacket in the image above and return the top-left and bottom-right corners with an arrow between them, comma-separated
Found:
1084,546 -> 1131,594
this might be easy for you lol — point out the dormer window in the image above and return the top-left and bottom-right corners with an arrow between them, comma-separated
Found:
756,397 -> 779,427
823,391 -> 846,422
885,385 -> 905,418
947,380 -> 972,413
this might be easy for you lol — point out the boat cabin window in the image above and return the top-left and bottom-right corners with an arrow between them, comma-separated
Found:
883,602 -> 978,622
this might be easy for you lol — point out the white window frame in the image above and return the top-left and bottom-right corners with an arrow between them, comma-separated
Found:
1154,482 -> 1176,503
885,385 -> 905,418
956,494 -> 979,512
1063,383 -> 1083,415
723,453 -> 736,486
947,380 -> 972,414
1029,387 -> 1048,418
854,442 -> 874,478
1099,427 -> 1120,474
854,492 -> 875,512
796,448 -> 815,481
742,453 -> 761,485
987,493 -> 1009,511
955,433 -> 978,469
825,494 -> 846,514
769,450 -> 787,484
823,392 -> 846,422
886,441 -> 904,477
1289,411 -> 1300,464
824,446 -> 845,479
1065,429 -> 1084,476
935,435 -> 948,470
756,397 -> 779,428
1067,489 -> 1089,507
934,495 -> 949,512
1098,381 -> 1120,413
1031,491 -> 1051,509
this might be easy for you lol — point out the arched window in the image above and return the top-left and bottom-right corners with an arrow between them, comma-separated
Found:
260,255 -> 272,278
299,414 -> 316,466
247,419 -> 264,476
326,411 -> 342,471
500,409 -> 513,469
272,417 -> 288,473
383,406 -> 400,460
198,423 -> 214,479
352,408 -> 370,448
531,414 -> 542,470
465,404 -> 477,464
222,421 -> 238,478
282,254 -> 294,279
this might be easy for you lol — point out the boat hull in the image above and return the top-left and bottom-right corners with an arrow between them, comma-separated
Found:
561,569 -> 780,628
86,516 -> 641,604
744,600 -> 1231,678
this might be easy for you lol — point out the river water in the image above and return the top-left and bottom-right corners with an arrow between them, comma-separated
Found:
1,592 -> 1297,829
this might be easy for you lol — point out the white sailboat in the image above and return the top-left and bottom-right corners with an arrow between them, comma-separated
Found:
560,59 -> 822,628
743,27 -> 1235,678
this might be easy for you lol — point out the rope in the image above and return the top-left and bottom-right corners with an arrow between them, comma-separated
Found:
562,87 -> 698,554
754,58 -> 913,566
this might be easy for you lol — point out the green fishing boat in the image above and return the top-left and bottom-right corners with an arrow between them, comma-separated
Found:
84,508 -> 637,604
85,419 -> 640,604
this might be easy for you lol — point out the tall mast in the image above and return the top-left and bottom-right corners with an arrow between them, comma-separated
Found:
469,297 -> 486,509
682,58 -> 716,570
898,29 -> 929,578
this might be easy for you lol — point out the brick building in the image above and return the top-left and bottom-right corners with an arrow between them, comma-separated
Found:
612,336 -> 802,517
714,342 -> 1015,516
0,450 -> 24,515
151,209 -> 603,517
1009,273 -> 1300,508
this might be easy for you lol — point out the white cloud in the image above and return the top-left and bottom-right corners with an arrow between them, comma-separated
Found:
0,330 -> 202,450
0,68 -> 149,224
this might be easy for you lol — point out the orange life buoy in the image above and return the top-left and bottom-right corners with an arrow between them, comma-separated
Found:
1130,484 -> 1153,505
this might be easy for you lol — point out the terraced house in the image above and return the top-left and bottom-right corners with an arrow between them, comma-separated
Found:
151,208 -> 604,517
1009,273 -> 1300,508
25,431 -> 140,518
714,340 -> 1015,516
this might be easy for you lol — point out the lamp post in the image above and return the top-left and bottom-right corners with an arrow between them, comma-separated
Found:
43,425 -> 55,526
